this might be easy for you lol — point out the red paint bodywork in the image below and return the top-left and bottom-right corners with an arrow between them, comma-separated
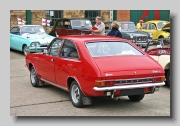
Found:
55,28 -> 91,36
25,35 -> 165,97
48,18 -> 92,37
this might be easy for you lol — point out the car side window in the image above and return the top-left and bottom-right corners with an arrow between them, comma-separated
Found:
10,27 -> 20,35
142,24 -> 148,29
148,24 -> 156,30
63,21 -> 71,29
56,21 -> 63,28
60,40 -> 79,59
49,39 -> 63,56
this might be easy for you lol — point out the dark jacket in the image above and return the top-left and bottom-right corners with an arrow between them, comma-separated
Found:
107,28 -> 122,38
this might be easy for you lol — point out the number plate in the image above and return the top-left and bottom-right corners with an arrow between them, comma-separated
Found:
120,88 -> 144,96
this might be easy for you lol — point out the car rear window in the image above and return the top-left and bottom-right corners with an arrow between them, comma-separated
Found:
86,41 -> 144,57
71,20 -> 92,28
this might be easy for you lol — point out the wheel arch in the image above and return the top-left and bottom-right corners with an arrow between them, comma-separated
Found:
158,35 -> 164,39
67,76 -> 85,95
28,63 -> 40,78
165,62 -> 170,70
22,44 -> 27,51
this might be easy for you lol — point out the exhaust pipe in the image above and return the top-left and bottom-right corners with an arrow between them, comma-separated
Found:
151,86 -> 159,93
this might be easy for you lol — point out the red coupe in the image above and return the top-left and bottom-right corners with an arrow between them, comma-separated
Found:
25,35 -> 166,108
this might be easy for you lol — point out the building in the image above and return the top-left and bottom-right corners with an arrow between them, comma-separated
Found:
10,10 -> 170,33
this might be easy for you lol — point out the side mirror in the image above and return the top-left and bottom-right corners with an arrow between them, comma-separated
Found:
43,49 -> 48,54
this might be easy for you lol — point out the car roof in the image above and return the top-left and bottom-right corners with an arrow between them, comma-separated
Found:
56,18 -> 90,21
104,21 -> 134,23
57,35 -> 130,43
17,25 -> 42,27
145,20 -> 168,23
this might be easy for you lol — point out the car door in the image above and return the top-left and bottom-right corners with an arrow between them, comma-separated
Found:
142,23 -> 157,40
10,27 -> 20,49
55,39 -> 80,88
38,38 -> 63,83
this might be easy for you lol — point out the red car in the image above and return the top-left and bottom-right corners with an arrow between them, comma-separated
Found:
48,18 -> 92,37
25,35 -> 166,108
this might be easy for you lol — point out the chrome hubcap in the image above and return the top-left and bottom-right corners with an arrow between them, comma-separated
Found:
24,46 -> 28,55
30,68 -> 36,83
71,85 -> 80,103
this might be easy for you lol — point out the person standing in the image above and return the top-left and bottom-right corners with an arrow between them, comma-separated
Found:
136,20 -> 144,31
90,16 -> 105,35
107,21 -> 122,38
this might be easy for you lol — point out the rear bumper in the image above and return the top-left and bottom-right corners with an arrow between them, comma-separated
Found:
93,82 -> 165,91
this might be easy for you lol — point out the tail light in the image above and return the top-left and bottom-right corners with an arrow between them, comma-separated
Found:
95,80 -> 114,87
153,76 -> 166,82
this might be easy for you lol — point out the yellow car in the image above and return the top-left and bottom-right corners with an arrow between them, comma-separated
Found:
141,20 -> 170,41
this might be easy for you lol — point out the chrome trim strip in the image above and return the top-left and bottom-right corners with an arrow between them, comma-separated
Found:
28,47 -> 47,50
115,77 -> 153,81
41,78 -> 69,91
114,81 -> 153,85
93,82 -> 165,91
96,77 -> 153,82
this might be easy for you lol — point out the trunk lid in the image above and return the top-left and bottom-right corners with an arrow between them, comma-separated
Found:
93,56 -> 164,79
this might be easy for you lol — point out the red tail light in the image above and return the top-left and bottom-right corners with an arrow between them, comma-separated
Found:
105,81 -> 114,86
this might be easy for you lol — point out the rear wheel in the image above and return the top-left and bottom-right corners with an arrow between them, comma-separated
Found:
128,94 -> 145,102
70,81 -> 84,108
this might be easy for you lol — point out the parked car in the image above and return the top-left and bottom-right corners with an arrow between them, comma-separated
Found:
25,35 -> 165,108
104,21 -> 153,47
141,20 -> 170,41
143,39 -> 170,87
10,25 -> 55,55
49,18 -> 92,37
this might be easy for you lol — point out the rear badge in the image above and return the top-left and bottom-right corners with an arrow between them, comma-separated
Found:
134,71 -> 136,74
105,73 -> 113,76
152,70 -> 161,73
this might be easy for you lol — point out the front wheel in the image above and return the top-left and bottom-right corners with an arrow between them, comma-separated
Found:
128,94 -> 145,102
30,66 -> 45,87
23,45 -> 29,56
158,36 -> 165,43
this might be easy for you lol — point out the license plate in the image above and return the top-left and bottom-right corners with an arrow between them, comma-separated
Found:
120,88 -> 144,96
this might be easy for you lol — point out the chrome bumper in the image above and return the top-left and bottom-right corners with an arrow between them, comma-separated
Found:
28,47 -> 47,50
93,82 -> 165,91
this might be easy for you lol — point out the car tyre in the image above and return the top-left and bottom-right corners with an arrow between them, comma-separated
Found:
158,36 -> 165,43
128,94 -> 145,102
166,69 -> 170,87
23,45 -> 28,56
70,81 -> 84,108
30,66 -> 45,87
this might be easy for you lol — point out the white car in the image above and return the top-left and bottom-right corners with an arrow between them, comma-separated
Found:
143,39 -> 170,87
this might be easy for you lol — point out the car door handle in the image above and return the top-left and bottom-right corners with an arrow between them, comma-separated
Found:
51,58 -> 54,62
